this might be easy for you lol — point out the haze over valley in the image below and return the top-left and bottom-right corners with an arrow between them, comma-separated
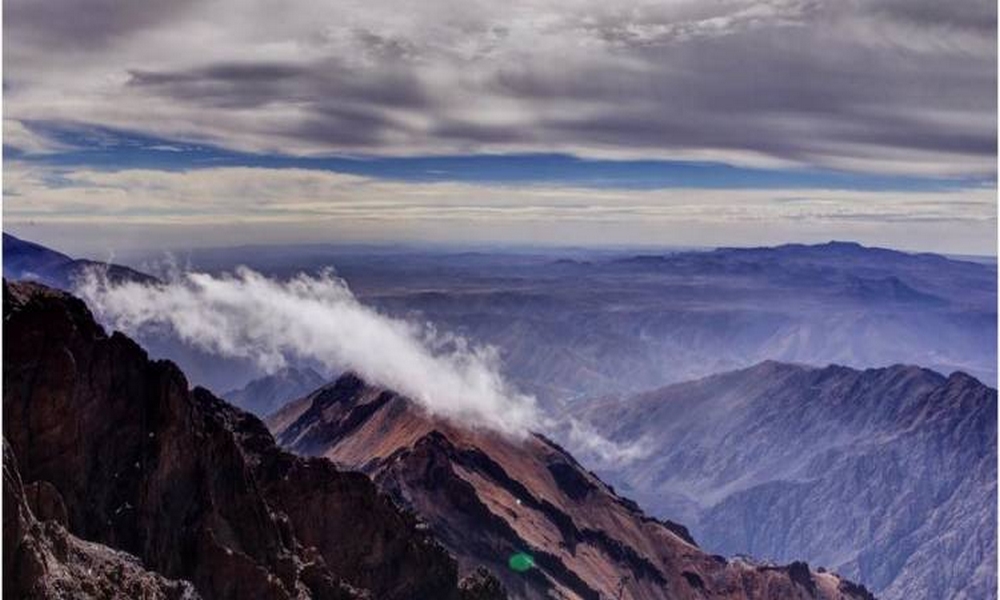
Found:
64,237 -> 999,397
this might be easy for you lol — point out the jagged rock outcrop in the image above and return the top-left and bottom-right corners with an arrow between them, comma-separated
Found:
573,361 -> 997,600
4,438 -> 201,599
458,567 -> 508,600
269,373 -> 879,600
2,280 -> 482,600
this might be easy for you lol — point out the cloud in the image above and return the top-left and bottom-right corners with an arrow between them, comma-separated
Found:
5,163 -> 995,254
76,266 -> 543,437
2,120 -> 73,154
74,263 -> 657,462
3,0 -> 995,176
563,418 -> 654,465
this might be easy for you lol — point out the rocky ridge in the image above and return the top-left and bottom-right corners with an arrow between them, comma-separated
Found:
573,361 -> 997,600
269,373 -> 878,600
3,280 -> 499,600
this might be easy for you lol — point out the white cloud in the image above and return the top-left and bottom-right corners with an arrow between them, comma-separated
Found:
74,263 -> 666,462
76,266 -> 544,437
2,120 -> 72,154
563,418 -> 654,465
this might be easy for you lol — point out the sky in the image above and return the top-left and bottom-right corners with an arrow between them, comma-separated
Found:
2,0 -> 997,255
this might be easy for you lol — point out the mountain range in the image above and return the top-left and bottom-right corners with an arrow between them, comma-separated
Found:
2,279 -> 877,600
571,361 -> 997,600
123,238 -> 997,398
6,234 -> 995,399
267,370 -> 878,600
4,233 -> 996,600
3,280 -> 484,599
223,366 -> 327,417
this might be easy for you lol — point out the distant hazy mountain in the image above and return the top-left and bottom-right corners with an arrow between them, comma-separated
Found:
572,361 -> 997,600
223,366 -> 327,417
13,235 -> 997,397
3,232 -> 156,288
156,239 -> 996,398
268,372 -> 878,600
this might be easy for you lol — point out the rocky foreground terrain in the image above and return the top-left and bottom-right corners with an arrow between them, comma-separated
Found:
2,279 -> 877,599
4,439 -> 200,599
3,280 -> 498,599
269,372 -> 877,600
574,361 -> 997,600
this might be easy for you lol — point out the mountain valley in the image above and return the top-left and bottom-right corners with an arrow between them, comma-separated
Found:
572,362 -> 997,600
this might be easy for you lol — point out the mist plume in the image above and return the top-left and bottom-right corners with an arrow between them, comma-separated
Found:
77,265 -> 651,464
78,267 -> 542,436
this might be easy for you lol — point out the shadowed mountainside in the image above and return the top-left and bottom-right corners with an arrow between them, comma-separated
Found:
3,233 -> 156,289
572,361 -> 997,600
3,438 -> 201,599
2,280 -> 502,600
268,373 -> 877,600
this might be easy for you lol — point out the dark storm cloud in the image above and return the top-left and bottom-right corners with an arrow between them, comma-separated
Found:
3,0 -> 996,175
4,0 -> 200,50
127,63 -> 313,109
351,28 -> 421,61
129,63 -> 308,86
292,105 -> 408,147
475,12 -> 995,168
866,0 -> 996,32
128,59 -> 429,112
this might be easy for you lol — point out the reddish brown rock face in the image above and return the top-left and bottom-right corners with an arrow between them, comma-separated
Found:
2,281 -> 477,600
270,374 -> 878,600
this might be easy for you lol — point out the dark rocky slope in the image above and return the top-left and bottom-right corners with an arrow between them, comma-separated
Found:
2,280 -> 498,600
269,374 -> 878,600
573,361 -> 997,600
4,438 -> 201,599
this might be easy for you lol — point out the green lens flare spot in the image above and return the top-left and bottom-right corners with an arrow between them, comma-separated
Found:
508,552 -> 535,572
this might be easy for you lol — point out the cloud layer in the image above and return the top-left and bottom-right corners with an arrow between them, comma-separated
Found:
5,0 -> 996,176
76,266 -> 543,436
5,163 -> 995,254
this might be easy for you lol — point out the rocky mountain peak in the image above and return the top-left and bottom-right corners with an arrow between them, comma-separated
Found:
269,372 -> 879,600
2,279 -> 498,600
